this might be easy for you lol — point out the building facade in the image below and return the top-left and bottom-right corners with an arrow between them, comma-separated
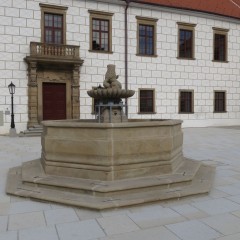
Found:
0,0 -> 240,134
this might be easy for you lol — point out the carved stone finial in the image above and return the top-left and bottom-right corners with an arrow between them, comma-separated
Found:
103,64 -> 122,89
87,64 -> 135,100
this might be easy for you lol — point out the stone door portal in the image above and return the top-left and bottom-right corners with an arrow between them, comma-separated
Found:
42,82 -> 66,120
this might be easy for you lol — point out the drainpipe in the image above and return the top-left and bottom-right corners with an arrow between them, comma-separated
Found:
125,0 -> 130,117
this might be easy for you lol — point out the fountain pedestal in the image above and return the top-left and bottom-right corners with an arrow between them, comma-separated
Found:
6,65 -> 215,209
6,118 -> 215,209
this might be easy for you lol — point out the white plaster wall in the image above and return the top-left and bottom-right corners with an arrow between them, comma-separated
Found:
0,0 -> 239,134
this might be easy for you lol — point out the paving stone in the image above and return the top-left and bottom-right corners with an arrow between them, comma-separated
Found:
0,194 -> 10,203
9,200 -> 51,214
0,203 -> 10,215
44,207 -> 79,225
75,207 -> 102,220
213,177 -> 237,187
229,210 -> 240,218
227,195 -> 240,205
128,205 -> 186,228
98,226 -> 181,240
170,203 -> 209,219
0,231 -> 17,240
166,219 -> 222,240
56,219 -> 105,240
97,215 -> 139,235
191,198 -> 240,215
208,188 -> 230,199
1,127 -> 240,239
50,203 -> 67,209
8,212 -> 46,230
216,233 -> 240,240
19,226 -> 59,240
215,185 -> 240,196
101,208 -> 131,217
10,196 -> 28,203
0,216 -> 8,232
201,213 -> 240,235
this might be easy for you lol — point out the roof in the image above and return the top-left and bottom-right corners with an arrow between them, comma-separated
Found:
132,0 -> 240,20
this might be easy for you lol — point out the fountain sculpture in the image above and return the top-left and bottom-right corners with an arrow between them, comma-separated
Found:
6,65 -> 215,209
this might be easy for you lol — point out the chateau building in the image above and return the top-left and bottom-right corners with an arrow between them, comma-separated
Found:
0,0 -> 240,134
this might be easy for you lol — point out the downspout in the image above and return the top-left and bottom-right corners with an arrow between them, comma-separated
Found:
125,0 -> 130,117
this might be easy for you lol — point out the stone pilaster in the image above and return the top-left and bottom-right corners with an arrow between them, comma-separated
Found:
71,64 -> 80,119
27,61 -> 38,127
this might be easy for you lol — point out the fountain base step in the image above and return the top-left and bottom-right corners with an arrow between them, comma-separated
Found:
6,159 -> 215,209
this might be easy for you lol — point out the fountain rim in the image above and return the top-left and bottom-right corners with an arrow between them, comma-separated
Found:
41,119 -> 183,128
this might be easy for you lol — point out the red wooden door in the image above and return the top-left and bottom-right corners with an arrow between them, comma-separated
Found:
42,83 -> 66,120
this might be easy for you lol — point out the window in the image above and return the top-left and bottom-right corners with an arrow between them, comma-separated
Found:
136,16 -> 158,56
139,24 -> 154,55
89,10 -> 113,53
40,4 -> 67,44
213,27 -> 229,62
177,22 -> 196,59
44,13 -> 63,44
139,89 -> 155,113
214,91 -> 226,112
92,19 -> 109,51
179,90 -> 194,113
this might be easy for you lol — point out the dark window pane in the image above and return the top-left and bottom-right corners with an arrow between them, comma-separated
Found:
45,30 -> 52,43
55,30 -> 62,44
92,18 -> 109,51
138,24 -> 154,55
93,20 -> 100,30
214,34 -> 226,61
44,13 -> 63,44
180,91 -> 193,113
179,29 -> 193,58
214,92 -> 226,112
140,90 -> 154,113
45,14 -> 53,27
54,15 -> 62,28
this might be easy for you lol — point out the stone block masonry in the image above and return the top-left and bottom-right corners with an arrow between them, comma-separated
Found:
0,0 -> 240,134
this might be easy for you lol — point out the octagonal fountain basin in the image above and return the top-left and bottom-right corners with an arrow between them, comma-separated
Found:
6,119 -> 215,209
41,119 -> 184,181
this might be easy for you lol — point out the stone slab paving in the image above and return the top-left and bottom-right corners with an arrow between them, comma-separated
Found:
0,126 -> 240,239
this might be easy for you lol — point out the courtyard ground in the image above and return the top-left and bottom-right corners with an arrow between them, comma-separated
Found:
0,126 -> 240,240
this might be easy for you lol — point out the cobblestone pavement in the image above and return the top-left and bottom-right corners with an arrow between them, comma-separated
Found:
0,127 -> 240,240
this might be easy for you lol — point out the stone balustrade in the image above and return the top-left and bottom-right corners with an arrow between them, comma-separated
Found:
30,42 -> 80,59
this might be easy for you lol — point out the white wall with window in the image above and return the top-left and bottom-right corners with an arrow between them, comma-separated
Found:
0,0 -> 239,134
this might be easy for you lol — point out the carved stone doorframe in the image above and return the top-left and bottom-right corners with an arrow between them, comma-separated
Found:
25,59 -> 83,128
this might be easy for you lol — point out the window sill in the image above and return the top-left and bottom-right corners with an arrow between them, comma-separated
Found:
136,54 -> 158,58
177,57 -> 196,60
178,112 -> 194,114
89,50 -> 113,54
138,112 -> 157,114
212,60 -> 229,63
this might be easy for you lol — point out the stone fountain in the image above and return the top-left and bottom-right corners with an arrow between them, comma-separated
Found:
6,65 -> 215,209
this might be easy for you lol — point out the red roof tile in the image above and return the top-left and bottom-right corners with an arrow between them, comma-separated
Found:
133,0 -> 240,20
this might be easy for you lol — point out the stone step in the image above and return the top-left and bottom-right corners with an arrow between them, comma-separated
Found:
6,159 -> 215,209
20,159 -> 200,197
19,126 -> 43,137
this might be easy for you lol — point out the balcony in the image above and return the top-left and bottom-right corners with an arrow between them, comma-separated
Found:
25,42 -> 83,65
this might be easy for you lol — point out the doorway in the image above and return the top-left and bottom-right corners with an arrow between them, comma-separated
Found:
42,82 -> 66,120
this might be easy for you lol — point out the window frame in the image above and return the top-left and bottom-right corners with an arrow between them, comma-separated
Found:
136,16 -> 158,57
212,27 -> 229,62
89,10 -> 113,53
40,3 -> 67,45
179,90 -> 194,114
177,22 -> 196,60
214,91 -> 227,113
138,88 -> 156,114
